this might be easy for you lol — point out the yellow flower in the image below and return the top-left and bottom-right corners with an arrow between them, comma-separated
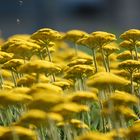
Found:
111,69 -> 129,78
64,64 -> 94,79
67,58 -> 92,67
75,131 -> 112,140
69,91 -> 98,103
51,102 -> 89,117
0,91 -> 32,108
90,31 -> 116,47
87,72 -> 129,89
27,83 -> 63,96
127,122 -> 140,138
105,90 -> 139,106
17,74 -> 36,87
118,60 -> 140,73
8,34 -> 30,40
6,39 -> 40,58
9,87 -> 30,95
133,72 -> 140,84
69,119 -> 89,129
17,109 -> 63,127
2,80 -> 14,89
17,74 -> 49,87
0,127 -> 10,137
18,60 -> 61,75
2,59 -> 24,71
0,69 -> 11,79
77,32 -> 116,51
105,129 -> 128,140
102,42 -> 119,56
28,93 -> 64,111
31,28 -> 62,43
119,40 -> 134,51
0,51 -> 13,64
63,29 -> 88,43
52,81 -> 71,90
0,126 -> 37,140
117,51 -> 140,60
120,29 -> 140,41
102,105 -> 138,120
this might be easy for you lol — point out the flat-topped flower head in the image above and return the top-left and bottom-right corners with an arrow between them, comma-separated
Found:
17,74 -> 49,87
28,93 -> 64,111
5,39 -> 40,58
67,58 -> 93,67
76,35 -> 99,50
18,60 -> 61,75
117,51 -> 140,60
90,31 -> 116,47
111,69 -> 129,78
75,131 -> 112,140
119,40 -> 134,51
51,102 -> 89,117
0,51 -> 13,64
69,119 -> 89,129
104,90 -> 139,106
133,72 -> 140,84
102,42 -> 119,56
63,29 -> 88,43
103,105 -> 138,120
87,72 -> 130,89
120,29 -> 140,41
118,60 -> 140,73
69,91 -> 98,103
17,109 -> 63,127
127,123 -> 140,138
0,126 -> 37,140
27,83 -> 63,96
52,81 -> 71,90
105,129 -> 128,140
9,87 -> 30,95
64,64 -> 95,79
2,59 -> 24,71
0,90 -> 32,108
8,34 -> 30,40
31,28 -> 62,43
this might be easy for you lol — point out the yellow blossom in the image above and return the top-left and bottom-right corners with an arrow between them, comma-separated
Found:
18,60 -> 61,75
27,83 -> 63,96
17,109 -> 63,127
87,72 -> 130,89
120,29 -> 140,41
0,126 -> 37,140
63,30 -> 88,43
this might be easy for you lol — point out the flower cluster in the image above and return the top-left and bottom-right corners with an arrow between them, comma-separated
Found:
0,28 -> 140,140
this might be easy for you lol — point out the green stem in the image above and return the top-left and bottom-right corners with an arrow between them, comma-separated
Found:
130,50 -> 134,60
101,48 -> 108,72
99,90 -> 106,132
92,49 -> 98,72
130,72 -> 134,95
45,45 -> 52,62
106,55 -> 110,72
0,72 -> 3,89
134,44 -> 138,60
39,127 -> 46,140
74,44 -> 78,56
39,51 -> 44,60
11,70 -> 17,87
45,44 -> 56,82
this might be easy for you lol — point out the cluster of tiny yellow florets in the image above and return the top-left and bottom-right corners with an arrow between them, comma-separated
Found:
0,28 -> 140,140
